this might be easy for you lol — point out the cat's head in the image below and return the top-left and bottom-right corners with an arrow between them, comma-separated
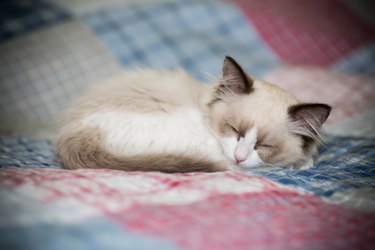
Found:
207,56 -> 331,169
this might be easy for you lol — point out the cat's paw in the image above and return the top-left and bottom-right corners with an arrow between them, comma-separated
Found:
299,158 -> 314,170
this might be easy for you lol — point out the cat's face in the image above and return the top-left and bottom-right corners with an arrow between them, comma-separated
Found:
207,57 -> 331,169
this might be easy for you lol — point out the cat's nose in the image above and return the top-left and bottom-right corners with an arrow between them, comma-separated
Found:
235,154 -> 246,164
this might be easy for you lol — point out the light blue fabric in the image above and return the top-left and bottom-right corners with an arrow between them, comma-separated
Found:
81,1 -> 280,80
333,42 -> 375,76
0,218 -> 177,250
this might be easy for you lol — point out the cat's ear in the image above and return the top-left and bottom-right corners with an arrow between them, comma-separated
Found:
288,103 -> 331,139
217,56 -> 253,96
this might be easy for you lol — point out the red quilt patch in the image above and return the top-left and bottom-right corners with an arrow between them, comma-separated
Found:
233,0 -> 375,66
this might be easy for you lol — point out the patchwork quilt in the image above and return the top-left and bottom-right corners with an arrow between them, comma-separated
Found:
0,0 -> 375,249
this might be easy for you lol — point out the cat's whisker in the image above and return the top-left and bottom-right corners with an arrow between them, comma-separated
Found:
202,72 -> 218,84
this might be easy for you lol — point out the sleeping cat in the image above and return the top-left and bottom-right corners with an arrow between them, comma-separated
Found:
56,56 -> 331,173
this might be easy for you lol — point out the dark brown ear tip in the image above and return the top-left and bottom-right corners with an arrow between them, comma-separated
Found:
317,103 -> 332,115
288,103 -> 332,122
289,103 -> 331,112
323,104 -> 332,118
224,56 -> 242,68
325,104 -> 332,111
223,56 -> 242,72
220,55 -> 253,95
317,103 -> 331,109
224,55 -> 235,63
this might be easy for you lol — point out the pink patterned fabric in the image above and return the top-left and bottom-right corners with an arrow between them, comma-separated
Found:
233,0 -> 375,65
116,193 -> 375,250
0,168 -> 294,211
1,168 -> 374,249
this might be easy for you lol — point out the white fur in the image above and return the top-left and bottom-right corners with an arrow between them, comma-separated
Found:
237,128 -> 265,168
81,109 -> 265,170
218,137 -> 238,164
81,108 -> 224,160
239,151 -> 264,169
218,127 -> 264,169
235,128 -> 257,161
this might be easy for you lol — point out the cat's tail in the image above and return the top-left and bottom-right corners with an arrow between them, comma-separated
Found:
55,127 -> 227,173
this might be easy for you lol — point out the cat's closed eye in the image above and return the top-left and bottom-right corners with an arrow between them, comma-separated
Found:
225,123 -> 241,141
255,142 -> 273,149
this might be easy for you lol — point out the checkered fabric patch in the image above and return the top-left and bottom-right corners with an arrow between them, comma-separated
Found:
334,42 -> 375,76
0,133 -> 60,169
327,109 -> 375,137
81,0 -> 280,80
115,190 -> 375,249
0,0 -> 70,41
0,20 -> 121,134
0,216 -> 176,250
233,0 -> 375,66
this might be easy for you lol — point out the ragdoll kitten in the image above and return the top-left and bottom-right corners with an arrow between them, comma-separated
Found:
56,56 -> 331,173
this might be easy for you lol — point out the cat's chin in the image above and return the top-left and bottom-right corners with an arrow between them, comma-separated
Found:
234,162 -> 269,171
235,157 -> 316,171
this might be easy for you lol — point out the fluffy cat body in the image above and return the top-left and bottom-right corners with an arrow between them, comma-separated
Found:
56,57 -> 331,172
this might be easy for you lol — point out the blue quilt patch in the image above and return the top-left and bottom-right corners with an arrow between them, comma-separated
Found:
0,135 -> 60,169
0,218 -> 177,250
81,1 -> 280,80
334,42 -> 375,76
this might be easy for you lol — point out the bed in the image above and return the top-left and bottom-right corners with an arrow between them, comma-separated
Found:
1,0 -> 375,249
